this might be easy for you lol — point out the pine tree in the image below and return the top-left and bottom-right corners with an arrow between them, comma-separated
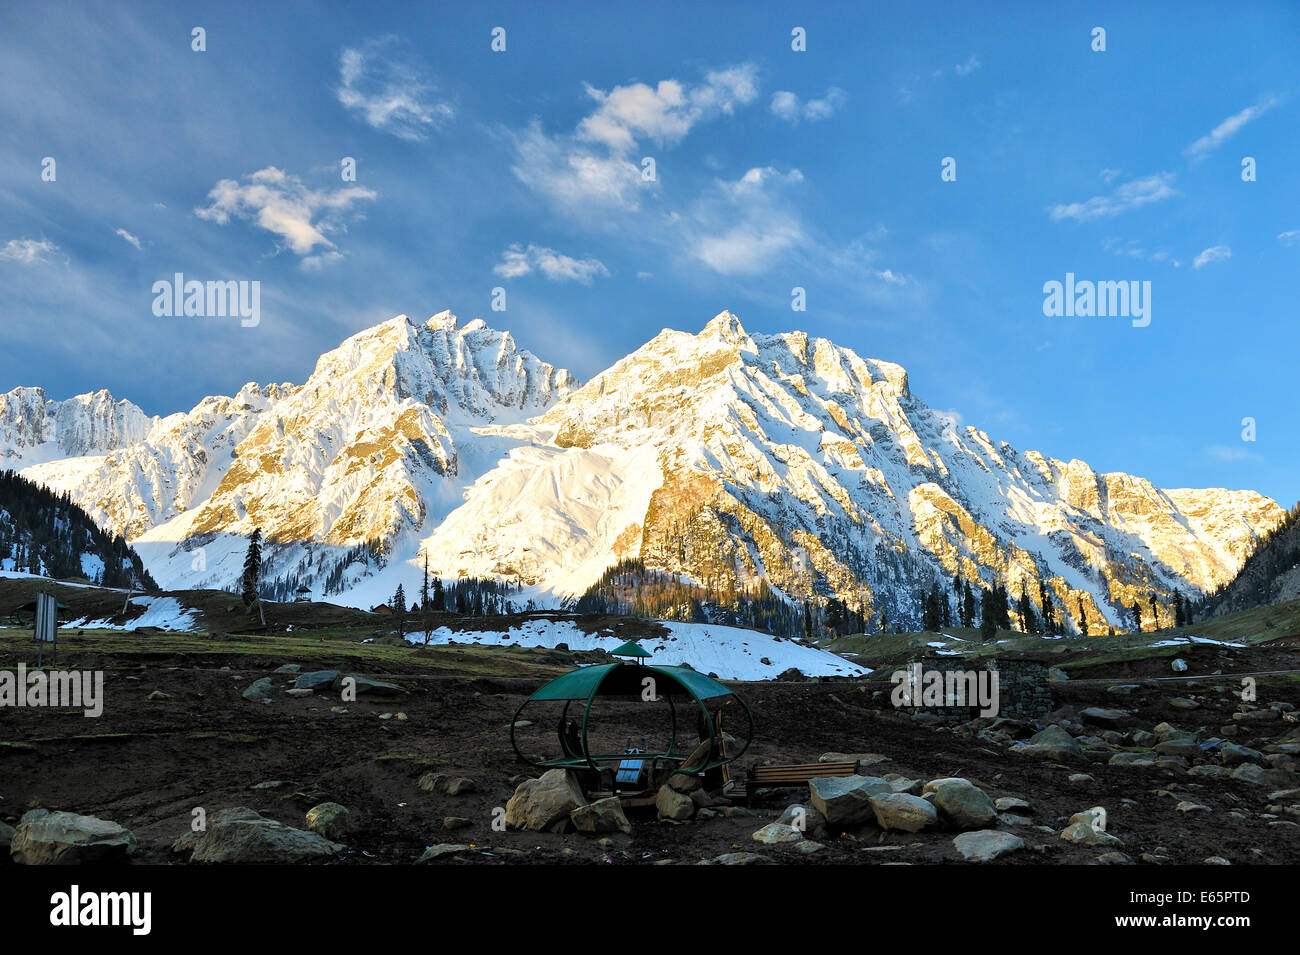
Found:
433,576 -> 445,612
979,587 -> 996,641
1077,595 -> 1089,636
962,581 -> 976,629
241,529 -> 263,611
1017,588 -> 1037,633
1174,590 -> 1186,627
1148,592 -> 1159,630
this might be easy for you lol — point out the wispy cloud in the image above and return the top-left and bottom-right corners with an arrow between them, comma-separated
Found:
770,87 -> 846,125
336,37 -> 454,141
1278,229 -> 1300,246
688,167 -> 805,276
494,244 -> 610,284
1205,444 -> 1258,463
194,166 -> 376,259
114,228 -> 142,250
0,238 -> 60,264
954,55 -> 982,76
1101,237 -> 1182,268
1049,173 -> 1178,222
1184,94 -> 1282,161
1193,245 -> 1231,269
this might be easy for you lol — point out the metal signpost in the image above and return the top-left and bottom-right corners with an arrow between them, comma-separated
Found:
35,591 -> 57,667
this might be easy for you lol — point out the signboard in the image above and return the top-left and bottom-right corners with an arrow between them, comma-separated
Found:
35,591 -> 58,666
35,592 -> 57,643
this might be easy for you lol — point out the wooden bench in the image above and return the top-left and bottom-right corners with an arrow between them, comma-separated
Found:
725,760 -> 863,805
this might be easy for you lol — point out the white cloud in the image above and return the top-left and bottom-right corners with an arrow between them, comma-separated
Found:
1278,229 -> 1300,246
114,228 -> 142,250
194,166 -> 377,256
688,167 -> 806,276
1193,245 -> 1231,269
0,238 -> 60,264
336,38 -> 454,141
770,87 -> 846,125
578,64 -> 757,152
1049,173 -> 1179,222
511,64 -> 758,215
954,55 -> 982,76
1184,95 -> 1282,161
1099,168 -> 1123,183
494,244 -> 610,284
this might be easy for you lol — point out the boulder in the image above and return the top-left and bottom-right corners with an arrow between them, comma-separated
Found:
995,797 -> 1032,813
1059,822 -> 1122,847
655,785 -> 695,822
304,802 -> 350,842
1154,738 -> 1202,758
570,796 -> 632,835
10,810 -> 136,865
172,808 -> 343,863
1012,725 -> 1081,759
294,669 -> 342,691
273,664 -> 302,674
1080,707 -> 1132,729
953,830 -> 1025,862
1220,742 -> 1265,766
1108,752 -> 1156,768
870,793 -> 938,832
341,674 -> 406,697
774,803 -> 828,839
710,852 -> 775,865
928,779 -> 997,829
241,678 -> 275,703
752,823 -> 804,845
808,775 -> 891,829
1231,764 -> 1296,788
505,769 -> 587,831
1171,658 -> 1188,672
416,843 -> 473,863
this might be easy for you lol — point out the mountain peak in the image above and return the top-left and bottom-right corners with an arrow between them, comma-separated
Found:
700,309 -> 748,342
426,309 -> 458,331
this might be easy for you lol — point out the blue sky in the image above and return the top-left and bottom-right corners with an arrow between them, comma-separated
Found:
1,0 -> 1297,504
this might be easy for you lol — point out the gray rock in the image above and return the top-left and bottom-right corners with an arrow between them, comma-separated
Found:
11,810 -> 136,865
273,664 -> 302,674
808,775 -> 891,828
775,803 -> 828,839
995,797 -> 1032,813
1059,822 -> 1122,847
1231,764 -> 1296,787
1012,724 -> 1081,759
241,677 -> 275,703
711,852 -> 775,865
1171,658 -> 1188,673
571,796 -> 632,835
304,802 -> 350,842
443,817 -> 472,831
818,752 -> 890,766
172,808 -> 344,863
752,822 -> 804,844
416,843 -> 473,863
505,769 -> 587,831
341,673 -> 406,697
1220,742 -> 1265,766
953,829 -> 1025,862
870,792 -> 938,832
294,669 -> 342,691
1108,752 -> 1156,768
927,779 -> 997,829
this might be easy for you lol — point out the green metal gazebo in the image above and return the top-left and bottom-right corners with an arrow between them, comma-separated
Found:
509,659 -> 753,790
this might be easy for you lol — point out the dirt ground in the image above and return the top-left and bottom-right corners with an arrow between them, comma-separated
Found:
2,627 -> 1298,865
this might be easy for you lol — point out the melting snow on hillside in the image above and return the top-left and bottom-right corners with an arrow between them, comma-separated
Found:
405,617 -> 868,681
64,596 -> 197,632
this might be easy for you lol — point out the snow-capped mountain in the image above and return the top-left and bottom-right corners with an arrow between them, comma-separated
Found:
8,309 -> 1284,630
420,311 -> 1283,630
0,387 -> 156,466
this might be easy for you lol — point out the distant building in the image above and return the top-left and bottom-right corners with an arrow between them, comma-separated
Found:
371,603 -> 393,615
294,585 -> 312,603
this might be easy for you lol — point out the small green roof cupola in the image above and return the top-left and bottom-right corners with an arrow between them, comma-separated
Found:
610,639 -> 651,661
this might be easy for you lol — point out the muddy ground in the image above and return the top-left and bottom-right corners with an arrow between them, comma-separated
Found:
2,630 -> 1298,865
